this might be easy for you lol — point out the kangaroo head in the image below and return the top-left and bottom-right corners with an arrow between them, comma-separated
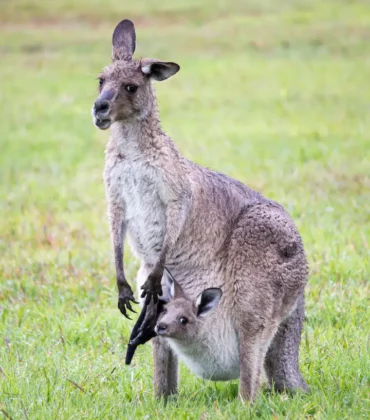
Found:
155,276 -> 222,341
92,19 -> 180,130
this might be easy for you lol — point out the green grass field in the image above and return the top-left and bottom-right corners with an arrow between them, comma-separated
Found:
1,0 -> 369,418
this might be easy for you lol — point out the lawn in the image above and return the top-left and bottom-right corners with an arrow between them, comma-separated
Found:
0,0 -> 369,418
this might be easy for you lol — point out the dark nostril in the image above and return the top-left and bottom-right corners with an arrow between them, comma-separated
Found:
94,99 -> 110,114
157,323 -> 167,333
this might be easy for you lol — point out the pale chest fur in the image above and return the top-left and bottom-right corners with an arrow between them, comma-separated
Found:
104,145 -> 167,265
166,316 -> 240,381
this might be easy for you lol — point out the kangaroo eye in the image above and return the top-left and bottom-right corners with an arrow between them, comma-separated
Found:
126,84 -> 138,93
179,317 -> 188,325
161,308 -> 167,315
98,77 -> 104,87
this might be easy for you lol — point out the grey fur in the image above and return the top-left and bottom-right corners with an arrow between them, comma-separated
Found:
92,19 -> 309,401
155,280 -> 308,399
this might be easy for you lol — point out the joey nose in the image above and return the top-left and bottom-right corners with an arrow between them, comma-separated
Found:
156,323 -> 167,335
94,99 -> 110,115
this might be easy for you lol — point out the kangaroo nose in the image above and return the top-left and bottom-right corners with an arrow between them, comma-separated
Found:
94,99 -> 110,114
156,323 -> 167,335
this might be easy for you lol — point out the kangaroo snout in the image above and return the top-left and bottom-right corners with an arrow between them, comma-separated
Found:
155,322 -> 168,335
93,89 -> 116,130
94,99 -> 110,115
93,98 -> 112,130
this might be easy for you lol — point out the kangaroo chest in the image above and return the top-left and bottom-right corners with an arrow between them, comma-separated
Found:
166,318 -> 240,381
104,156 -> 166,264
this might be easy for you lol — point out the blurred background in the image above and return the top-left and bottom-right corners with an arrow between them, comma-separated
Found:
0,1 -> 369,418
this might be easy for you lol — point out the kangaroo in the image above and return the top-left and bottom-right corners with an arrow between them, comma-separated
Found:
156,279 -> 229,382
155,275 -> 297,397
92,19 -> 309,401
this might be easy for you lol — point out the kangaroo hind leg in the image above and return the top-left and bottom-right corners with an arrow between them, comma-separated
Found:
264,292 -> 309,393
238,323 -> 264,402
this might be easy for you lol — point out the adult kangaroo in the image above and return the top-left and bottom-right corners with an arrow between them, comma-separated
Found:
92,19 -> 309,401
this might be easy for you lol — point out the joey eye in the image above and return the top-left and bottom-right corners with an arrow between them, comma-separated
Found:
98,77 -> 104,88
179,317 -> 188,326
161,308 -> 167,315
126,84 -> 138,93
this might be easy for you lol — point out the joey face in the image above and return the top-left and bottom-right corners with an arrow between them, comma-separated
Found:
92,19 -> 179,130
156,298 -> 200,341
155,276 -> 222,342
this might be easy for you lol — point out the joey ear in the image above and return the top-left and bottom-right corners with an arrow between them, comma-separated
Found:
112,19 -> 136,61
164,267 -> 176,284
160,268 -> 174,303
195,288 -> 222,317
170,279 -> 185,300
160,269 -> 185,301
141,59 -> 180,81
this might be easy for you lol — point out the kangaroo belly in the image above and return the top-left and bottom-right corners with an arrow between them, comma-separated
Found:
126,200 -> 166,264
106,158 -> 167,264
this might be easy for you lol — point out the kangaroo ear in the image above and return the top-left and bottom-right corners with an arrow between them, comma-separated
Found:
141,59 -> 180,81
160,269 -> 185,301
112,19 -> 136,61
195,288 -> 222,317
170,279 -> 185,300
160,268 -> 174,303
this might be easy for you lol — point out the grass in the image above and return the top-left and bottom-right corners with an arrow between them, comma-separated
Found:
0,0 -> 369,418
